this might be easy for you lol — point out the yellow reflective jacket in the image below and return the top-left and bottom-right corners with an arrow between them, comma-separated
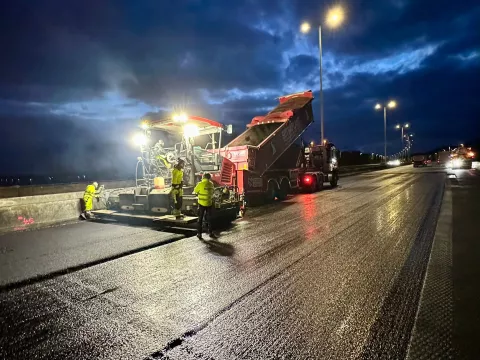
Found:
194,178 -> 214,207
83,184 -> 97,200
172,167 -> 183,186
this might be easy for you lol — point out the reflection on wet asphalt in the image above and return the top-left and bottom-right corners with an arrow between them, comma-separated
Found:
0,166 -> 446,359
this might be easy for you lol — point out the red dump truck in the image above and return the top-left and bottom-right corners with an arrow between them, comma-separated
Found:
218,90 -> 339,205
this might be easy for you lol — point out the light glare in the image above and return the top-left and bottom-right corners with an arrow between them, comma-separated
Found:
133,133 -> 147,147
325,6 -> 345,28
300,22 -> 311,33
183,124 -> 199,138
173,113 -> 188,122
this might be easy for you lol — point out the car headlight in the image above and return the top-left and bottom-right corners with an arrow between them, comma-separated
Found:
452,159 -> 463,167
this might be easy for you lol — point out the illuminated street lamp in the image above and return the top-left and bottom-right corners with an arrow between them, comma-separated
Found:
300,5 -> 345,145
375,100 -> 397,160
395,123 -> 410,147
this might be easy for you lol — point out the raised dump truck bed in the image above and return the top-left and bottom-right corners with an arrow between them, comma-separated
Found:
228,123 -> 283,147
222,90 -> 314,176
216,90 -> 339,205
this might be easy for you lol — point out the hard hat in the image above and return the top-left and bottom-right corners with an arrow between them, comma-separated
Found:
93,181 -> 99,188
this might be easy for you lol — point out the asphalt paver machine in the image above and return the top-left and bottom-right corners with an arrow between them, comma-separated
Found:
92,115 -> 243,225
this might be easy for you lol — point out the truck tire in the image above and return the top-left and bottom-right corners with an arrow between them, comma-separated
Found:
316,174 -> 324,191
277,179 -> 290,201
330,172 -> 338,187
265,180 -> 276,203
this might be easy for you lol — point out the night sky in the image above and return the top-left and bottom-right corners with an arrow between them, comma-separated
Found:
1,0 -> 479,176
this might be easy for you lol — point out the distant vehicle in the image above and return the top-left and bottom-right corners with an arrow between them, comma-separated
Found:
447,145 -> 475,169
387,159 -> 401,166
413,155 -> 427,167
437,151 -> 451,166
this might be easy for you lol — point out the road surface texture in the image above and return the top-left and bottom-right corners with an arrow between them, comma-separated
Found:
0,165 -> 474,359
448,168 -> 480,359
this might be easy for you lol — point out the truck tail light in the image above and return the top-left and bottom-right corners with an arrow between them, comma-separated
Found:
303,175 -> 313,184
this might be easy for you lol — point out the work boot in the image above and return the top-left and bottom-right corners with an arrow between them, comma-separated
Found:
196,233 -> 203,240
209,232 -> 218,239
80,212 -> 87,220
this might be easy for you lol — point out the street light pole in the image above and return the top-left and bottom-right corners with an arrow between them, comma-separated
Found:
376,100 -> 397,162
300,5 -> 344,146
319,25 -> 324,145
383,106 -> 387,160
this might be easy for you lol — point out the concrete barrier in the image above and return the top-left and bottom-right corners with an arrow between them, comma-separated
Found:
0,180 -> 135,199
0,187 -> 135,234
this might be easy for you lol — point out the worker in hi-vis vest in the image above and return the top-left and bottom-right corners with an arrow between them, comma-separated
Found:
171,159 -> 185,219
194,173 -> 217,240
81,181 -> 100,219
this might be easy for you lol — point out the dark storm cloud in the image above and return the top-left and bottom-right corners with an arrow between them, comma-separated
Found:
321,55 -> 480,153
1,0 -> 479,176
294,0 -> 480,58
285,55 -> 319,80
0,0 -> 288,104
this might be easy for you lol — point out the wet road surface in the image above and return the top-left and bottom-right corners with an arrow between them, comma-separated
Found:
0,222 -> 182,287
0,166 -> 459,359
449,168 -> 480,359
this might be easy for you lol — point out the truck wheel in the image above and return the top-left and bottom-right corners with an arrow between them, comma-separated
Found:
277,179 -> 290,201
316,175 -> 324,191
265,181 -> 276,203
330,172 -> 338,187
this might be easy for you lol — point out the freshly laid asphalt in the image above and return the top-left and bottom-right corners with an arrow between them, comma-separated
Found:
0,165 -> 478,359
